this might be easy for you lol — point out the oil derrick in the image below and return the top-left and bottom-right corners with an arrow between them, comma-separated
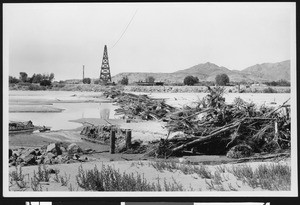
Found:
99,45 -> 112,83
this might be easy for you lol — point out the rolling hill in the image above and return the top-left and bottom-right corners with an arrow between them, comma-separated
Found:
241,60 -> 290,82
112,60 -> 290,84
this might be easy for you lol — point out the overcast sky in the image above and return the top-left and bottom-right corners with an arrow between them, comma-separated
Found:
4,3 -> 295,81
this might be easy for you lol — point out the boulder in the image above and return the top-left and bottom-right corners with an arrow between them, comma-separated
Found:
19,162 -> 26,167
67,143 -> 82,154
9,161 -> 16,167
46,152 -> 56,159
43,157 -> 52,165
62,154 -> 70,162
78,156 -> 88,162
35,149 -> 42,156
23,154 -> 36,165
19,149 -> 35,160
72,154 -> 80,160
53,155 -> 63,164
40,144 -> 48,151
66,159 -> 77,164
60,147 -> 66,153
13,149 -> 22,157
36,159 -> 43,165
16,157 -> 24,164
46,143 -> 56,152
46,143 -> 62,155
9,149 -> 13,158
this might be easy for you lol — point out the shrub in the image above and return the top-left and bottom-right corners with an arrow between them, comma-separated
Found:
120,76 -> 129,85
18,82 -> 31,86
40,79 -> 52,86
265,80 -> 290,87
76,165 -> 158,191
183,76 -> 199,85
83,78 -> 91,84
145,76 -> 155,83
53,83 -> 66,88
33,165 -> 50,182
19,72 -> 28,82
28,84 -> 46,90
263,87 -> 277,93
254,164 -> 291,190
215,73 -> 230,86
9,76 -> 20,84
94,79 -> 100,84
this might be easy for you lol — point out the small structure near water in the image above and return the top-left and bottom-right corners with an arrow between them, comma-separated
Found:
9,121 -> 50,134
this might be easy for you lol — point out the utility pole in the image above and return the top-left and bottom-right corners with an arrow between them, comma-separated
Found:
82,65 -> 85,82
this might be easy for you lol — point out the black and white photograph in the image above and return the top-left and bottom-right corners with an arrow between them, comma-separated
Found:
2,2 -> 297,197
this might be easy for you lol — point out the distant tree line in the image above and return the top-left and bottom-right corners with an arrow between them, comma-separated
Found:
264,80 -> 290,87
183,73 -> 231,86
9,72 -> 55,86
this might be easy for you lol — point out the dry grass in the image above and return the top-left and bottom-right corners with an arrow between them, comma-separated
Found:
149,161 -> 290,191
9,161 -> 291,192
75,164 -> 185,191
150,161 -> 212,179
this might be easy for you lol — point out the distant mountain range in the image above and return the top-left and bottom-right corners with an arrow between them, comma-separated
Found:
112,60 -> 290,84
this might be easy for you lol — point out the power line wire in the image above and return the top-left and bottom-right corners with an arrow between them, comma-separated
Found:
111,9 -> 138,49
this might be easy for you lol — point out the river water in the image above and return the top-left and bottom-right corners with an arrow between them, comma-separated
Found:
9,102 -> 120,131
8,91 -> 291,131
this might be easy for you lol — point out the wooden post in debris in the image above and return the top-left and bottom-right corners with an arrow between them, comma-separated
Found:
274,120 -> 278,142
126,129 -> 132,149
285,106 -> 290,119
110,129 -> 116,154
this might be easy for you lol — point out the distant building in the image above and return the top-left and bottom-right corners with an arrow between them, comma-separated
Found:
64,79 -> 81,84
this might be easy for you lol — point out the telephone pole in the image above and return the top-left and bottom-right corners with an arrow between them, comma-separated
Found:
82,65 -> 85,81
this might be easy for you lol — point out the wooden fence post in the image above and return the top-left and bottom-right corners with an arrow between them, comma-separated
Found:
274,120 -> 278,142
110,129 -> 116,154
126,129 -> 132,149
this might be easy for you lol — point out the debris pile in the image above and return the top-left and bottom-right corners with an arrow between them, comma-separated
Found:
154,86 -> 291,158
80,124 -> 148,154
103,88 -> 176,120
9,142 -> 93,167
80,124 -> 126,143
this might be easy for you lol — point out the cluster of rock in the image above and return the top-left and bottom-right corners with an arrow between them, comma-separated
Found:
9,142 -> 94,167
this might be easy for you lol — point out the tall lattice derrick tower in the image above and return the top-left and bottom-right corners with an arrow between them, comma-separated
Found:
99,45 -> 112,83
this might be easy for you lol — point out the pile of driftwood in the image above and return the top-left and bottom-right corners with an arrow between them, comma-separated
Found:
154,87 -> 291,158
80,123 -> 127,143
103,88 -> 175,120
102,87 -> 290,158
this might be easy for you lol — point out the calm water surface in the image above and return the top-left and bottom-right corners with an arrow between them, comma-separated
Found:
9,102 -> 119,130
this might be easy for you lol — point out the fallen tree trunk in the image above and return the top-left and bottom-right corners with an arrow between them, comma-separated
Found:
171,121 -> 241,153
230,152 -> 290,163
